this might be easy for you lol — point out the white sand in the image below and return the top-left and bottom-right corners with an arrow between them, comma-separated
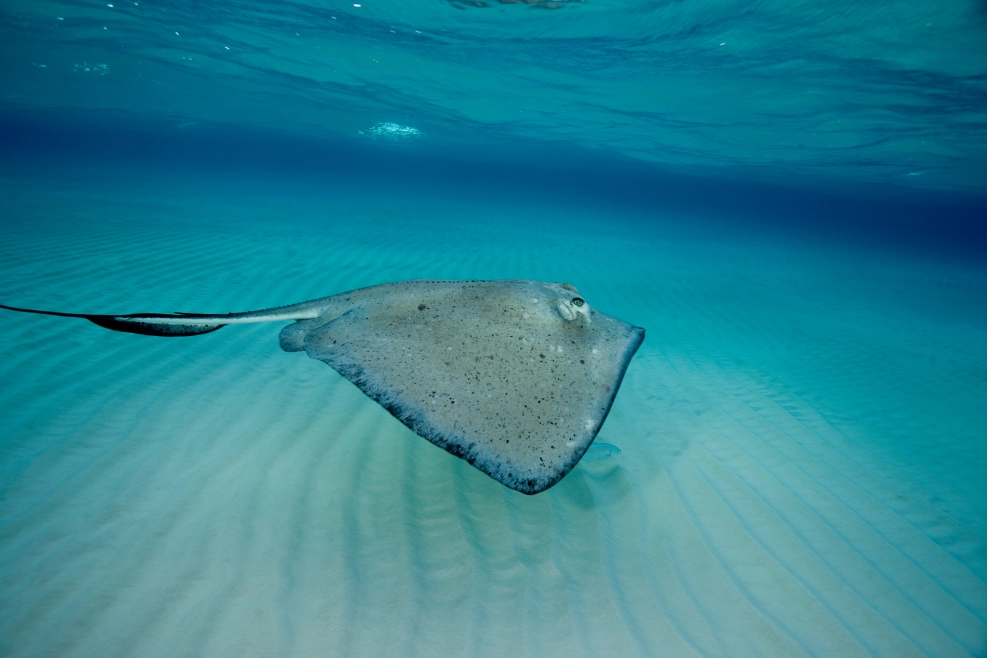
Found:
0,172 -> 984,657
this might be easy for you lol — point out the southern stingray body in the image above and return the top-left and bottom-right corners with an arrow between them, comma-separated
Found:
1,280 -> 644,494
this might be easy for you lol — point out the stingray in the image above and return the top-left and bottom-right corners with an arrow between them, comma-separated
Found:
1,280 -> 644,494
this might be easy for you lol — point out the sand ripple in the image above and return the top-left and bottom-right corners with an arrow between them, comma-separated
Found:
0,183 -> 985,657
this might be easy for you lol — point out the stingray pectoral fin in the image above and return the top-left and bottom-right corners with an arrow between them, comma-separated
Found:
297,280 -> 645,494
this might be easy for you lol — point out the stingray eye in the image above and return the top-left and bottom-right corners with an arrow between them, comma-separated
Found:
572,297 -> 585,307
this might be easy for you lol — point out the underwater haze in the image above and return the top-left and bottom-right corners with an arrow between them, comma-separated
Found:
1,0 -> 986,657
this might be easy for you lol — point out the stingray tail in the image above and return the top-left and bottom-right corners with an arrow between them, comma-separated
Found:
0,304 -> 226,337
86,315 -> 226,336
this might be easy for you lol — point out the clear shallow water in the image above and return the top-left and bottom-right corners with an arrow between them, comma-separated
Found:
1,0 -> 986,656
0,172 -> 984,657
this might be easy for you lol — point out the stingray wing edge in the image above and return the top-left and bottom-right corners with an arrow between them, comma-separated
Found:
310,323 -> 646,495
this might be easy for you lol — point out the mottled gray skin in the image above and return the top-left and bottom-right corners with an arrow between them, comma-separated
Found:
280,280 -> 644,494
1,279 -> 644,494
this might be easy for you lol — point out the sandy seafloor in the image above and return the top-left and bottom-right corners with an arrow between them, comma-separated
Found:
0,168 -> 985,658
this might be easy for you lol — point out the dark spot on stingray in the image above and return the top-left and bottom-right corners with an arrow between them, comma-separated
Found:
580,359 -> 585,364
418,304 -> 426,311
572,297 -> 584,307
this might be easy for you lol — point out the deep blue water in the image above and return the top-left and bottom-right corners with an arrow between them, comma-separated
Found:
2,0 -> 986,245
3,115 -> 986,255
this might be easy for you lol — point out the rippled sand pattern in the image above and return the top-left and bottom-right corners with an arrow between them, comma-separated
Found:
0,180 -> 984,657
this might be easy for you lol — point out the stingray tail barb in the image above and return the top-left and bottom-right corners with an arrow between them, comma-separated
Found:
0,300 -> 328,338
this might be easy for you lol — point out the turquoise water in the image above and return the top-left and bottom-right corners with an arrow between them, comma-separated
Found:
1,1 -> 986,657
3,0 -> 987,194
